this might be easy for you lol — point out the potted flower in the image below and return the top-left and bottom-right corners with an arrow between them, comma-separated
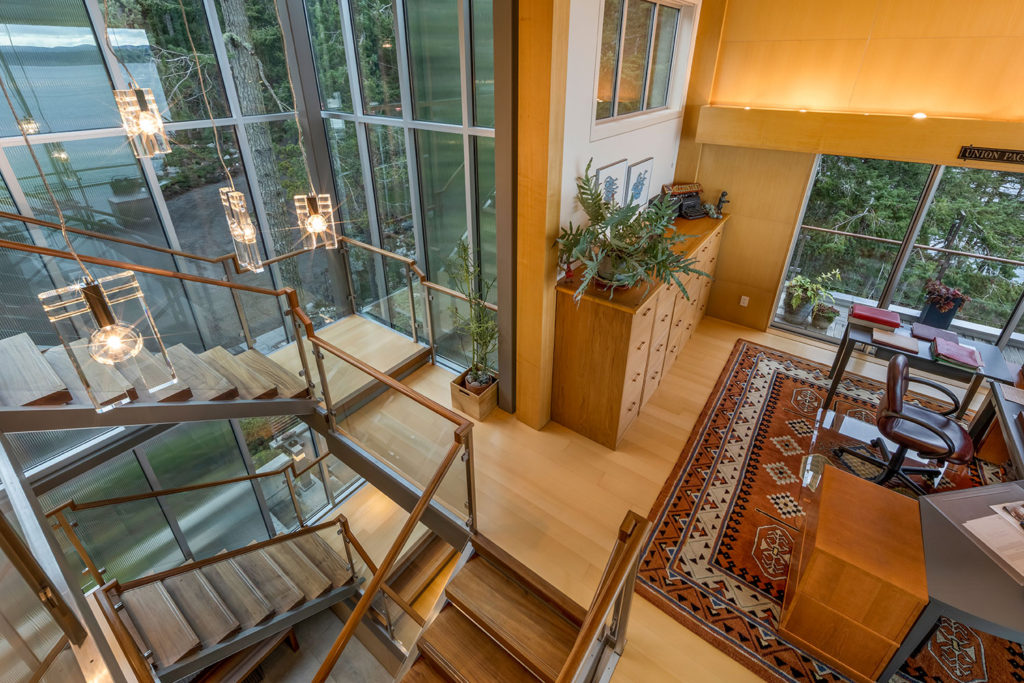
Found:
919,279 -> 970,329
556,161 -> 706,302
810,302 -> 840,330
782,270 -> 839,325
447,239 -> 499,420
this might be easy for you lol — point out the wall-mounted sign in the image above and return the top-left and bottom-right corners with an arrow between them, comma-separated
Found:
958,145 -> 1024,165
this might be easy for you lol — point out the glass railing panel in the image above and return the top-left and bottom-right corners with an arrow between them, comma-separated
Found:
159,484 -> 269,560
428,287 -> 496,372
257,471 -> 300,534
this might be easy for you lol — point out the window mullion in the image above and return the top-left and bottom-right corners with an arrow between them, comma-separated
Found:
612,0 -> 630,118
230,419 -> 278,538
877,165 -> 945,308
133,446 -> 196,563
641,4 -> 658,111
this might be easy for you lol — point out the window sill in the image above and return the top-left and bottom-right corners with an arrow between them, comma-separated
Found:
590,107 -> 683,142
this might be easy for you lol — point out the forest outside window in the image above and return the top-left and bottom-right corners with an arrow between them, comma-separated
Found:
596,0 -> 693,121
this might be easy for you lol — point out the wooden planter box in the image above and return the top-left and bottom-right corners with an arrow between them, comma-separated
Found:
450,370 -> 498,420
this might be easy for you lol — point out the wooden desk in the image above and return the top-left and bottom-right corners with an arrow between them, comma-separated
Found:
968,381 -> 1024,479
825,323 -> 1015,419
780,466 -> 928,683
878,481 -> 1024,682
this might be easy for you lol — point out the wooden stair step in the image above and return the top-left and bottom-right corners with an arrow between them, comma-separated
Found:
237,349 -> 308,398
390,536 -> 457,607
118,347 -> 193,402
290,532 -> 353,589
43,341 -> 136,407
199,561 -> 274,630
445,556 -> 579,683
418,606 -> 539,683
166,344 -> 238,401
119,582 -> 201,669
230,552 -> 304,614
402,656 -> 450,682
196,627 -> 297,682
162,571 -> 240,648
198,347 -> 278,400
262,541 -> 332,600
0,333 -> 71,406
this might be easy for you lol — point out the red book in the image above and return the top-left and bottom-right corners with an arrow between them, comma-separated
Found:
912,322 -> 958,344
934,337 -> 982,369
849,304 -> 900,330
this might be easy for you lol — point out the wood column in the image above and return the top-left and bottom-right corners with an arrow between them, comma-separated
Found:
515,0 -> 570,429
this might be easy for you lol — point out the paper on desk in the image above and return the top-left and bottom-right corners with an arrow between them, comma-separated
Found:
962,514 -> 1024,585
991,501 -> 1024,538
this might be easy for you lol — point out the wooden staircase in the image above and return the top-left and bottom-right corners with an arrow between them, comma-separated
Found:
398,536 -> 588,683
102,528 -> 359,682
0,332 -> 317,431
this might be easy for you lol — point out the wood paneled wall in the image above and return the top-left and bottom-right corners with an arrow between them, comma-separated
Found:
515,0 -> 570,429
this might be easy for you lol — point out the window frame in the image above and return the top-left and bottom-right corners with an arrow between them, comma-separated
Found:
592,0 -> 697,129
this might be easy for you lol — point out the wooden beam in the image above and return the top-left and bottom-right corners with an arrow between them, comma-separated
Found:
515,0 -> 570,430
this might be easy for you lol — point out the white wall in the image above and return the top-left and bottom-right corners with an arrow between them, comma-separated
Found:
558,0 -> 698,227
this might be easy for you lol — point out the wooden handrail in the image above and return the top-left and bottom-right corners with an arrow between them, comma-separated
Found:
556,511 -> 651,682
312,441 -> 464,682
118,519 -> 346,591
30,635 -> 71,683
96,582 -> 154,682
422,279 -> 499,312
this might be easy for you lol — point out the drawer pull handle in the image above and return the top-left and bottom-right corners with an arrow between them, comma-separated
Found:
628,401 -> 637,411
636,341 -> 646,351
670,345 -> 677,353
632,372 -> 642,382
642,307 -> 652,317
656,343 -> 664,352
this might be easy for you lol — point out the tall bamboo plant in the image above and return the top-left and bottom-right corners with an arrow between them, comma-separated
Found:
557,161 -> 706,302
448,239 -> 498,387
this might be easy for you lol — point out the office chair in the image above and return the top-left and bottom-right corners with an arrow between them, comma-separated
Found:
834,354 -> 975,495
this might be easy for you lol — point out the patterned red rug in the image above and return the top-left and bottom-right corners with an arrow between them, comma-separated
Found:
637,340 -> 1022,682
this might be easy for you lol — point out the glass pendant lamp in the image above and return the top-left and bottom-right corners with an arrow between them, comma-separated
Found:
294,193 -> 338,250
114,87 -> 170,158
220,188 -> 265,273
38,271 -> 177,411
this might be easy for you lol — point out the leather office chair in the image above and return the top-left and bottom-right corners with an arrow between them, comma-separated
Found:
835,354 -> 975,495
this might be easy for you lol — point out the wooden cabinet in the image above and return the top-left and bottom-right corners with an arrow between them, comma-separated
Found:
780,466 -> 928,683
551,216 -> 726,448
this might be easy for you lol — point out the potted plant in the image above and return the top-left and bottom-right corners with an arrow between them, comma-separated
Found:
810,302 -> 840,330
919,279 -> 970,329
556,161 -> 706,302
447,239 -> 499,420
782,270 -> 840,325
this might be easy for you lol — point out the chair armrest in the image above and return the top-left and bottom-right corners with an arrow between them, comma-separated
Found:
907,376 -> 960,416
879,409 -> 956,458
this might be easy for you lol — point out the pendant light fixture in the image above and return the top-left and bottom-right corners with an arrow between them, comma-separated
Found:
0,72 -> 176,411
175,0 -> 264,273
103,0 -> 170,158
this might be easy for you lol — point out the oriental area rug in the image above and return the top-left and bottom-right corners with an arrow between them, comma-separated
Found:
637,340 -> 1023,683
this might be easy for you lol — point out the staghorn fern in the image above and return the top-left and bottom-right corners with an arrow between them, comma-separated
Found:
557,160 -> 707,303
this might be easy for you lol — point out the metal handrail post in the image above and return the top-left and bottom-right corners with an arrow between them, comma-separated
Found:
336,519 -> 356,573
312,345 -> 338,432
610,553 -> 640,655
405,264 -> 419,344
285,471 -> 305,528
340,244 -> 359,316
223,260 -> 255,349
290,313 -> 316,395
51,511 -> 104,587
424,285 -> 436,364
463,431 -> 477,533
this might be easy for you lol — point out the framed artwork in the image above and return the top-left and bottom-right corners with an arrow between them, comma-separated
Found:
625,157 -> 655,206
595,159 -> 628,206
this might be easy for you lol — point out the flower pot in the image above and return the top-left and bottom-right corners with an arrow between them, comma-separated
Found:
450,369 -> 498,420
810,311 -> 836,330
782,288 -> 813,325
918,299 -> 963,330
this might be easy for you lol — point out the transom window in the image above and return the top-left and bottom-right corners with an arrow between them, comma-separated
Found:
596,0 -> 695,121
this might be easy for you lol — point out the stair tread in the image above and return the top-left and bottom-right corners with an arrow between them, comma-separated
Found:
445,557 -> 578,682
390,536 -> 456,607
199,347 -> 278,400
117,347 -> 193,402
419,606 -> 538,683
166,344 -> 238,401
199,561 -> 274,630
43,341 -> 136,407
290,533 -> 353,589
0,334 -> 71,406
196,627 -> 295,683
402,656 -> 450,683
262,542 -> 332,600
237,349 -> 308,398
230,551 -> 304,613
120,582 -> 201,669
162,571 -> 240,648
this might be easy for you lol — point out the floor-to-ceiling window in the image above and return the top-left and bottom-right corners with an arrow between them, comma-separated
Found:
304,0 -> 498,368
776,154 -> 1024,363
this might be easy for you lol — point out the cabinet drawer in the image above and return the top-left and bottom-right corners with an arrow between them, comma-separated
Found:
651,285 -> 676,341
617,377 -> 644,439
664,333 -> 686,372
628,298 -> 657,351
641,336 -> 670,406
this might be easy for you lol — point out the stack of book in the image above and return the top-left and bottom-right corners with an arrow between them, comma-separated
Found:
849,304 -> 900,331
932,336 -> 983,370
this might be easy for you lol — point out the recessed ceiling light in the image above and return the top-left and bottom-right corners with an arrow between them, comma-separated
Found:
912,112 -> 927,119
799,109 -> 807,113
744,106 -> 751,110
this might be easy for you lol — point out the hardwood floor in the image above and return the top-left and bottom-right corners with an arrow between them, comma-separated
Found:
322,315 -> 986,680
